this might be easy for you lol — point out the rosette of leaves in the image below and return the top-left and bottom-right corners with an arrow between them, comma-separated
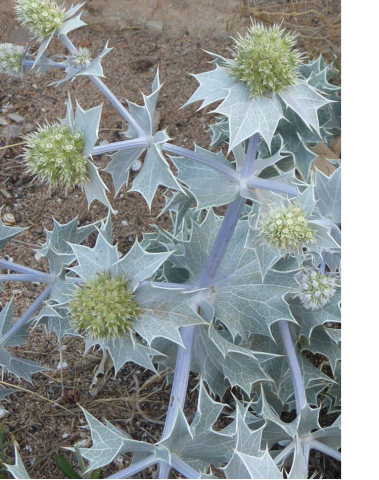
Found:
186,25 -> 330,151
207,55 -> 341,181
104,70 -> 182,208
15,1 -> 86,62
61,215 -> 206,374
22,93 -> 113,210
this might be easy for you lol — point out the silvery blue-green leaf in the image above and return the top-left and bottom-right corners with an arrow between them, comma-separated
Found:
192,324 -> 272,396
159,381 -> 234,468
34,33 -> 54,64
105,71 -> 181,206
298,184 -> 317,217
303,326 -> 341,374
314,167 -> 341,225
287,436 -> 307,479
131,130 -> 181,208
58,12 -> 86,36
69,231 -> 119,280
297,403 -> 321,438
115,239 -> 172,291
281,131 -> 317,181
133,285 -> 206,347
183,66 -> 236,110
214,81 -> 284,150
244,228 -> 282,282
225,450 -> 283,479
77,408 -> 170,472
63,3 -> 86,21
311,414 -> 341,450
170,146 -> 239,209
5,447 -> 30,480
0,207 -> 27,249
159,187 -> 196,235
208,116 -> 229,148
36,305 -> 78,341
323,363 -> 341,413
0,386 -> 16,400
278,83 -> 329,135
0,300 -> 47,382
86,332 -> 157,375
75,101 -> 102,156
290,290 -> 341,339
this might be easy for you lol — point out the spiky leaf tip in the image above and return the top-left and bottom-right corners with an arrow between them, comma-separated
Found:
298,268 -> 336,311
22,122 -> 89,190
0,43 -> 25,77
259,202 -> 315,252
15,0 -> 65,41
228,21 -> 304,97
69,272 -> 142,340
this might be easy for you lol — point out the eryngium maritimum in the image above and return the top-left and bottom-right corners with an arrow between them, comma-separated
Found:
229,22 -> 303,97
15,0 -> 65,41
69,272 -> 142,340
22,122 -> 89,190
0,43 -> 25,78
298,269 -> 336,310
259,203 -> 315,251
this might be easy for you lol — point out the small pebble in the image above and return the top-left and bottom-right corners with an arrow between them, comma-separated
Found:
121,220 -> 128,226
99,139 -> 109,145
114,209 -> 119,215
61,433 -> 69,439
76,438 -> 91,448
56,361 -> 69,370
61,345 -> 67,351
128,236 -> 134,242
114,455 -> 124,467
34,253 -> 42,262
8,113 -> 25,124
131,159 -> 142,172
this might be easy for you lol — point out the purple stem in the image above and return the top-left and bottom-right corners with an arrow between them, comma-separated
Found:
0,286 -> 51,347
106,454 -> 157,479
0,273 -> 54,283
247,177 -> 298,196
92,138 -> 149,156
278,320 -> 306,413
58,34 -> 146,139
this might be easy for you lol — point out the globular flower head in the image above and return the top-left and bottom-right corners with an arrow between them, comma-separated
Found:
0,43 -> 26,78
72,47 -> 92,68
298,268 -> 336,310
15,0 -> 65,41
22,122 -> 89,190
228,21 -> 304,97
259,202 -> 315,251
69,272 -> 142,340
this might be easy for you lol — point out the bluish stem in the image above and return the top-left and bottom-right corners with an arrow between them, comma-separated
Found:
242,133 -> 260,177
0,273 -> 55,283
0,286 -> 51,347
0,259 -> 45,276
320,252 -> 327,275
162,143 -> 239,181
309,440 -> 341,462
171,454 -> 201,479
92,138 -> 149,156
247,177 -> 298,196
303,443 -> 311,470
23,59 -> 65,70
274,440 -> 295,465
278,320 -> 306,413
58,34 -> 146,139
106,454 -> 157,479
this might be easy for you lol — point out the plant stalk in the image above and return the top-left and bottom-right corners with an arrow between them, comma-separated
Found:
92,138 -> 149,156
309,440 -> 341,462
107,454 -> 157,479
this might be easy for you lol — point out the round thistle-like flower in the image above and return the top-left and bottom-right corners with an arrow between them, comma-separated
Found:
15,0 -> 65,41
72,47 -> 92,68
0,43 -> 25,78
259,203 -> 315,251
69,272 -> 142,340
228,22 -> 303,97
298,269 -> 336,310
22,122 -> 89,190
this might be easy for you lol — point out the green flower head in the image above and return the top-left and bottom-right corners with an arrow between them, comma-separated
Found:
259,202 -> 315,251
228,21 -> 304,97
69,271 -> 142,340
22,122 -> 89,190
72,47 -> 92,68
0,43 -> 25,78
15,0 -> 65,41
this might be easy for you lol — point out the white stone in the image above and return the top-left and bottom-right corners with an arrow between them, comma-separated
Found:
8,113 -> 25,124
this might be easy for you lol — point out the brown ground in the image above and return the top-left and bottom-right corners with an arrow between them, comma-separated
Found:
0,1 -> 341,478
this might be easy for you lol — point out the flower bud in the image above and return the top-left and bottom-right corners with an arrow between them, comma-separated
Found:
69,272 -> 142,340
228,22 -> 304,97
298,269 -> 336,310
72,47 -> 92,68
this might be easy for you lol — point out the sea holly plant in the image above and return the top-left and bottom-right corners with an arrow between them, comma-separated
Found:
1,3 -> 341,479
